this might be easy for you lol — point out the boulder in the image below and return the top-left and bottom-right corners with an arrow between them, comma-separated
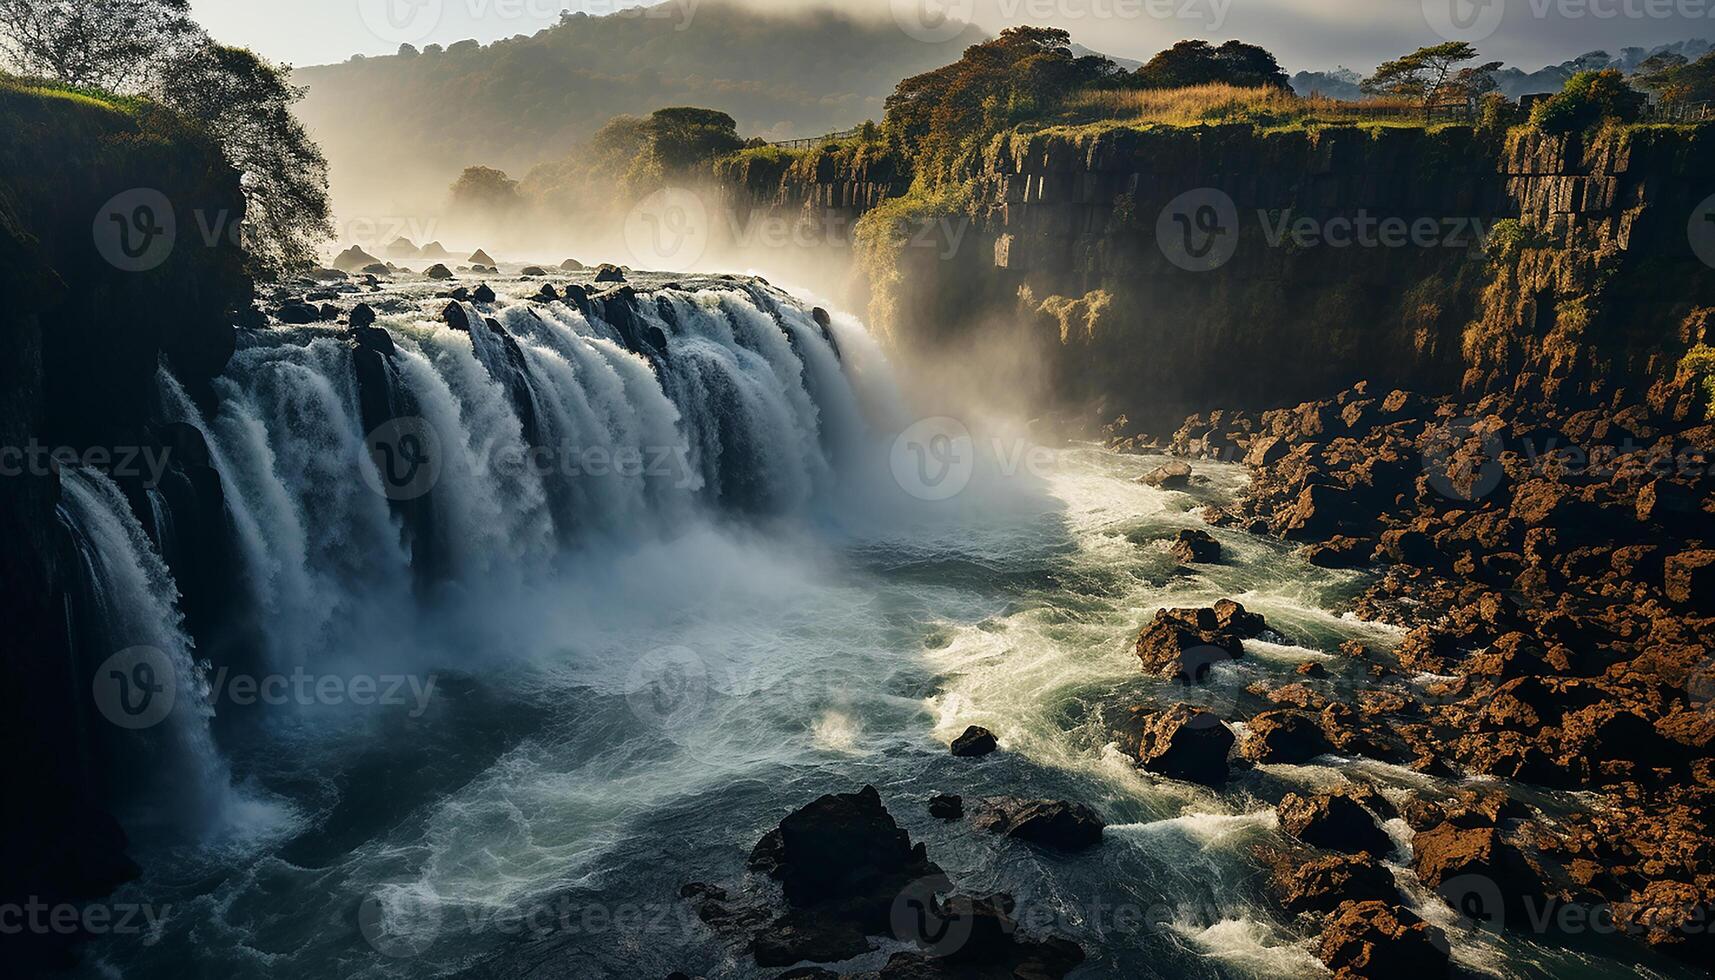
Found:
1169,528 -> 1221,563
469,249 -> 497,266
424,263 -> 454,280
1315,901 -> 1449,979
347,303 -> 376,329
1278,791 -> 1392,857
1277,854 -> 1404,914
1134,600 -> 1266,681
360,263 -> 391,276
276,301 -> 318,324
1239,710 -> 1333,764
595,263 -> 626,283
520,265 -> 547,276
950,726 -> 997,757
927,794 -> 962,819
1664,550 -> 1715,611
332,245 -> 381,272
1139,459 -> 1193,488
536,283 -> 560,302
561,258 -> 585,271
472,283 -> 496,303
1127,704 -> 1234,784
968,797 -> 1104,851
1305,536 -> 1373,569
1410,821 -> 1553,928
749,785 -> 937,912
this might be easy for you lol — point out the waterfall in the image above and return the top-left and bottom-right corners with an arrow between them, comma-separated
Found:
56,467 -> 236,837
53,280 -> 896,843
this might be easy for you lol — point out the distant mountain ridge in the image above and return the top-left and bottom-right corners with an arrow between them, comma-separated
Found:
293,2 -> 981,215
1291,39 -> 1712,100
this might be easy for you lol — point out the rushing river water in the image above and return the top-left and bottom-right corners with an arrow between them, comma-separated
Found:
65,274 -> 1696,980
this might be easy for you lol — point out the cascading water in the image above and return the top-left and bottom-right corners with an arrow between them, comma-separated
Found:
69,273 -> 1690,980
56,467 -> 236,838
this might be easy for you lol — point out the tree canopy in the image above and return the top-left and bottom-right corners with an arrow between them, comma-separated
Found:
883,27 -> 1122,171
1133,40 -> 1290,90
0,0 -> 332,277
0,0 -> 198,89
1362,42 -> 1488,109
154,43 -> 334,277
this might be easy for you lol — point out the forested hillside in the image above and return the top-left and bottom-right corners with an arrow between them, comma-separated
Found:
293,2 -> 980,216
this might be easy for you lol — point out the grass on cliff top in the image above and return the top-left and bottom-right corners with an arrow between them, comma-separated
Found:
0,73 -> 146,115
1041,84 -> 1442,136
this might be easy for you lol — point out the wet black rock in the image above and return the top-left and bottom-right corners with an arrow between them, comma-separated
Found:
950,726 -> 997,757
969,797 -> 1104,851
928,794 -> 963,819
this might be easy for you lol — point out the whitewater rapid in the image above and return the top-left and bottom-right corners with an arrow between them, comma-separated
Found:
60,274 -> 1699,980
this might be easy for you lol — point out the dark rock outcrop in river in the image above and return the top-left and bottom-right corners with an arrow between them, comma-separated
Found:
681,786 -> 1084,977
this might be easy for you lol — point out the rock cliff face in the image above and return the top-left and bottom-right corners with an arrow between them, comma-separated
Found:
717,123 -> 1715,429
0,86 -> 247,968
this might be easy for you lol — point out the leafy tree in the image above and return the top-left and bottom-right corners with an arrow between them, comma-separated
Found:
1362,42 -> 1482,114
1530,68 -> 1645,134
884,27 -> 1118,172
1634,51 -> 1715,111
449,165 -> 524,212
1133,39 -> 1290,90
154,43 -> 333,277
0,0 -> 197,90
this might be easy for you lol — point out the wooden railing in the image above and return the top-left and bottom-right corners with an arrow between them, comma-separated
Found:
768,127 -> 863,150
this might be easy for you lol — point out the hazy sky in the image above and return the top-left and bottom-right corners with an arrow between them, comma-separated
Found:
191,0 -> 1713,72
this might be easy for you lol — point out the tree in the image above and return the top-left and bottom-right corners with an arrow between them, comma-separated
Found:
449,166 -> 524,212
1530,68 -> 1646,133
1134,39 -> 1291,90
884,27 -> 1118,169
1635,51 -> 1715,112
155,43 -> 333,277
0,0 -> 198,90
1362,42 -> 1482,116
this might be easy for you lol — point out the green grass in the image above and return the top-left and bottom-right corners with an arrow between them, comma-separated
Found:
0,73 -> 147,115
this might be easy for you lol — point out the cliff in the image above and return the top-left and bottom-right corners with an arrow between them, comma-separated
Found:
0,81 -> 248,968
717,121 -> 1715,430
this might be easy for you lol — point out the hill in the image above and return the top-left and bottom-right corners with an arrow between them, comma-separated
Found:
292,2 -> 981,219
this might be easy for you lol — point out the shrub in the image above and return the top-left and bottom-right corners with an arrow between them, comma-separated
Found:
1530,69 -> 1645,134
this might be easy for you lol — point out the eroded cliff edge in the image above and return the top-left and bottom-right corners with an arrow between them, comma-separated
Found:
0,83 -> 248,967
718,123 -> 1715,430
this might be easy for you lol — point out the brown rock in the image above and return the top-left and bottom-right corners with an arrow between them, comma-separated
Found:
1279,791 -> 1392,857
1239,710 -> 1334,764
1277,854 -> 1404,914
1315,901 -> 1449,979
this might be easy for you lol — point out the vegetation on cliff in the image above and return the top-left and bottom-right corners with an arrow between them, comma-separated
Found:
1,0 -> 332,277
